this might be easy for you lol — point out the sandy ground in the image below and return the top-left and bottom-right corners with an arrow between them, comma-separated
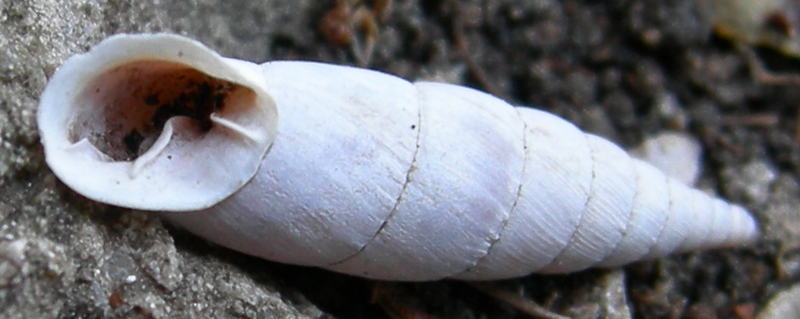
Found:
1,0 -> 798,318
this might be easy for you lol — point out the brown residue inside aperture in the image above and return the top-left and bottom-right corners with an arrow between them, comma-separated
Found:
72,61 -> 240,162
122,72 -> 234,159
126,79 -> 233,157
122,129 -> 145,156
764,11 -> 793,37
149,81 -> 232,132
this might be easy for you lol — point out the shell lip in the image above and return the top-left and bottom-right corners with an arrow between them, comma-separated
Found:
38,33 -> 278,211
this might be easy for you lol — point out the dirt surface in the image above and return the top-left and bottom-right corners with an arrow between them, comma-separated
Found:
1,0 -> 798,318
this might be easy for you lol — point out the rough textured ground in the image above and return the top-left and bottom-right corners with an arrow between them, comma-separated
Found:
1,0 -> 798,318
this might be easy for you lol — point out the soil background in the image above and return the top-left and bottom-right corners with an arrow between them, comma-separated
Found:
1,0 -> 797,318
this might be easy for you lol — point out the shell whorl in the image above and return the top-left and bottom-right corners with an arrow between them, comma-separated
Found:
38,34 -> 759,282
166,61 -> 758,281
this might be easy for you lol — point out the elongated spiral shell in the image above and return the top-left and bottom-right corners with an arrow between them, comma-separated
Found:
37,34 -> 759,281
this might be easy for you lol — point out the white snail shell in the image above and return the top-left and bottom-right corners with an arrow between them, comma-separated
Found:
37,34 -> 759,281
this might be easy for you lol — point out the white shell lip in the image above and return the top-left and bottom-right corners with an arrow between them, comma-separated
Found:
37,33 -> 278,211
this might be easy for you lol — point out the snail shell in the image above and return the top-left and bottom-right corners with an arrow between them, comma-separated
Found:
37,34 -> 759,281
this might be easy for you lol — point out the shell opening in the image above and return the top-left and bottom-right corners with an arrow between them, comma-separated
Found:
70,61 -> 249,163
38,33 -> 278,211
